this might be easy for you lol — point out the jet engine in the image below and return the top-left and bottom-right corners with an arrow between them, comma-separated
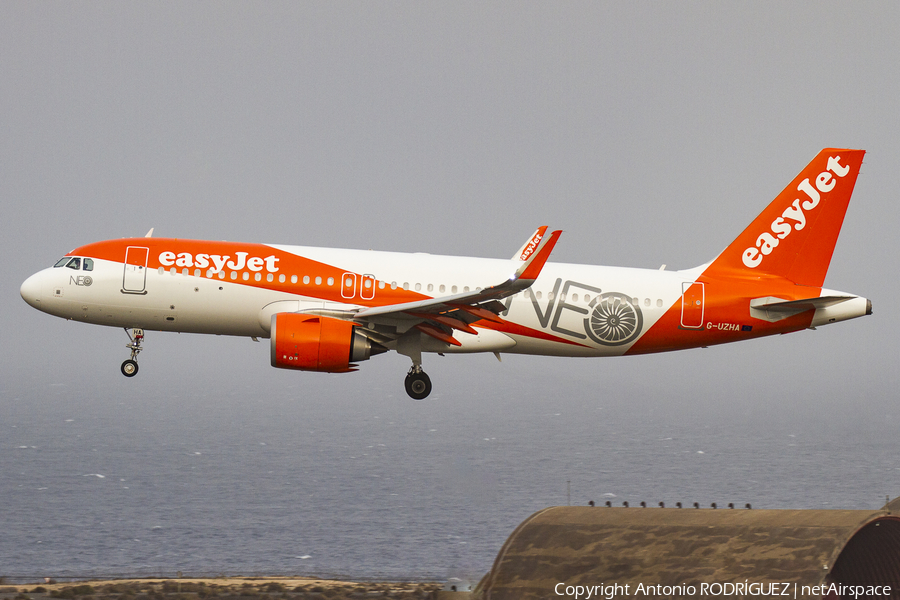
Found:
270,313 -> 385,372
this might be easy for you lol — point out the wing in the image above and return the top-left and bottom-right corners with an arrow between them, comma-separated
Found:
300,228 -> 561,347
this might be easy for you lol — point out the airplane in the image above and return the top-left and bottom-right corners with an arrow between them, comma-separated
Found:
20,148 -> 871,399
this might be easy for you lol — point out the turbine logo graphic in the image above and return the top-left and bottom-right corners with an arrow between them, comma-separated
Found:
585,292 -> 642,345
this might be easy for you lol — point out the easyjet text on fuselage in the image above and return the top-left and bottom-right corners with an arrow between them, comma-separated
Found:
158,251 -> 280,273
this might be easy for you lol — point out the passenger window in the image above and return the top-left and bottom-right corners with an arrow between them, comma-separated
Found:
83,258 -> 94,271
66,258 -> 81,270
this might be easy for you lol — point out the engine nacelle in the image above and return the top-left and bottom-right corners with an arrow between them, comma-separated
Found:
270,313 -> 383,373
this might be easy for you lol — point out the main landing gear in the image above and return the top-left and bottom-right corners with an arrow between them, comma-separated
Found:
405,364 -> 432,400
121,328 -> 144,377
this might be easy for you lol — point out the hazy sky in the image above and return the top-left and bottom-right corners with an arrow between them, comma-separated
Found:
3,3 -> 899,493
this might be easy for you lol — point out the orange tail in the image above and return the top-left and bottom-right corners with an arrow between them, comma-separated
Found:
703,149 -> 865,287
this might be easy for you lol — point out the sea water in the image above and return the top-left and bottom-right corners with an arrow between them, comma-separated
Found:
2,354 -> 898,582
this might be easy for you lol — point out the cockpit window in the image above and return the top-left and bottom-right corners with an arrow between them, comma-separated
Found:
53,256 -> 92,270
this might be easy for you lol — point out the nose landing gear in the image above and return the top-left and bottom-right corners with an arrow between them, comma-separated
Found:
121,328 -> 144,377
405,364 -> 432,400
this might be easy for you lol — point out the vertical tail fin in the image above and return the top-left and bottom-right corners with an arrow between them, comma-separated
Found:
703,148 -> 865,287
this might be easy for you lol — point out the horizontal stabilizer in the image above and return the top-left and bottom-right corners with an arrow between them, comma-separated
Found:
749,295 -> 855,322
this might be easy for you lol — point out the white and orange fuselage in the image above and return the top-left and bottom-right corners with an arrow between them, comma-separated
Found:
20,149 -> 872,398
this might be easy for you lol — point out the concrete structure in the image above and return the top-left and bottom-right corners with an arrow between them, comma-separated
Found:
473,498 -> 900,599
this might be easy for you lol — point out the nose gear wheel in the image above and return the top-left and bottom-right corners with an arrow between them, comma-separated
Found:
122,328 -> 144,377
121,359 -> 138,377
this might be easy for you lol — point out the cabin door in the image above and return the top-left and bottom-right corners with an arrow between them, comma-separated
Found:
681,281 -> 705,329
123,246 -> 149,294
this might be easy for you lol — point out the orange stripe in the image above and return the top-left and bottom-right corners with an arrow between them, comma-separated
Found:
71,238 -> 430,308
477,319 -> 590,348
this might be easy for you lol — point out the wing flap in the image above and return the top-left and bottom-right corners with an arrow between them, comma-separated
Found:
415,323 -> 462,346
410,312 -> 478,335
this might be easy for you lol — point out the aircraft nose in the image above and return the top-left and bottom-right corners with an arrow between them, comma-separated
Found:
20,272 -> 43,309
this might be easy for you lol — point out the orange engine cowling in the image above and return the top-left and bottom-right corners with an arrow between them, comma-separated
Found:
270,313 -> 384,373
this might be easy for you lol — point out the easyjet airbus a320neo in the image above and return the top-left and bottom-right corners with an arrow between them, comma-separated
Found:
21,149 -> 872,399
